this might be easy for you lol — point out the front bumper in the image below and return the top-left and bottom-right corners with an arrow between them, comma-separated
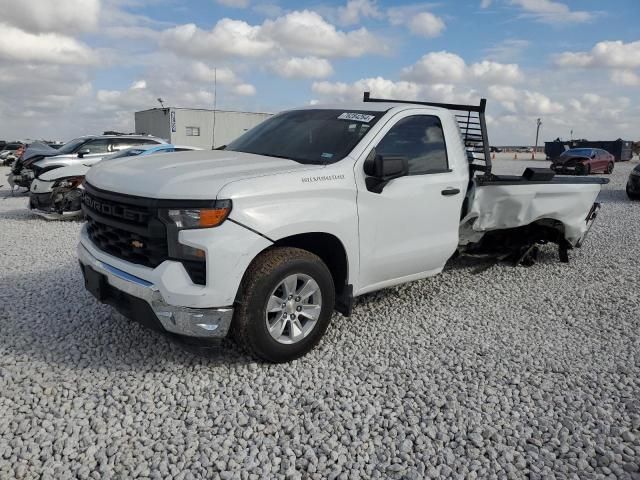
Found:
29,190 -> 83,220
78,242 -> 233,338
550,164 -> 582,175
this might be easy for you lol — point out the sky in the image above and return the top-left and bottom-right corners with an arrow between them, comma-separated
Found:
0,0 -> 638,145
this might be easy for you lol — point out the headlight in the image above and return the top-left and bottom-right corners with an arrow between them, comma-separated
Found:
631,170 -> 640,177
159,200 -> 232,260
53,176 -> 84,189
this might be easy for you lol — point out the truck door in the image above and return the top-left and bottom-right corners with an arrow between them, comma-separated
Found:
355,113 -> 468,292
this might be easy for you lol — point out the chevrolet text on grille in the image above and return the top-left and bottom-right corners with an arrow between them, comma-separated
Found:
83,195 -> 149,223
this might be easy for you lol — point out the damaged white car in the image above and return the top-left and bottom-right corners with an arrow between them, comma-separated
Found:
30,144 -> 200,220
77,93 -> 607,362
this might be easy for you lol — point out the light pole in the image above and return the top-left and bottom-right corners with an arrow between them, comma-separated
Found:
212,67 -> 217,149
531,118 -> 542,160
534,118 -> 542,157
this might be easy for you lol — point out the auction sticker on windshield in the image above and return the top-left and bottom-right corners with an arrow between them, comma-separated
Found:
338,112 -> 376,123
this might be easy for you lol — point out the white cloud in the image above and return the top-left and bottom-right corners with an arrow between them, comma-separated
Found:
0,0 -> 100,34
131,80 -> 147,90
480,0 -> 493,7
611,70 -> 640,87
555,40 -> 640,69
261,10 -> 382,58
160,19 -> 273,59
231,83 -> 256,96
521,90 -> 564,115
0,23 -> 97,64
160,10 -> 383,61
485,39 -> 530,62
510,0 -> 594,24
401,51 -> 522,84
407,12 -> 446,38
401,51 -> 467,83
272,56 -> 334,79
337,0 -> 382,26
388,7 -> 446,38
470,60 -> 523,83
216,0 -> 250,8
188,63 -> 239,84
312,77 -> 478,105
312,77 -> 423,102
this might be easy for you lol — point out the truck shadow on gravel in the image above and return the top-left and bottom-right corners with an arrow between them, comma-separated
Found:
0,264 -> 254,371
596,188 -> 636,204
0,209 -> 45,221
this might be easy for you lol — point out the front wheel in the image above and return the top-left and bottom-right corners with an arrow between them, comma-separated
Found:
233,247 -> 335,362
606,162 -> 614,174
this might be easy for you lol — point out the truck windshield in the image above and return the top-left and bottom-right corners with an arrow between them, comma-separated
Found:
225,109 -> 383,164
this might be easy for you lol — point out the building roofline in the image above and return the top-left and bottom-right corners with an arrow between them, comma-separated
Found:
135,107 -> 273,115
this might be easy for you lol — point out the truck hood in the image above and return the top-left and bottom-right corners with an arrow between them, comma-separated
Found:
85,150 -> 319,199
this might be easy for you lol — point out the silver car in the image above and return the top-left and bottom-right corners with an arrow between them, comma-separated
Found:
9,134 -> 167,189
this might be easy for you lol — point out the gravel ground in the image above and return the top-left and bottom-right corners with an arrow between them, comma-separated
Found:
1,159 -> 639,479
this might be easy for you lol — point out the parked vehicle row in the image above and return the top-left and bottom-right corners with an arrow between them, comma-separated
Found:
0,143 -> 25,166
29,144 -> 201,220
8,134 -> 166,190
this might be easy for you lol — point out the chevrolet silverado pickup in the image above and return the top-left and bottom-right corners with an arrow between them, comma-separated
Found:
78,93 -> 607,362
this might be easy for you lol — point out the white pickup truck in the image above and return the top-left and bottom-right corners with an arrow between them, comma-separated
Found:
78,93 -> 606,362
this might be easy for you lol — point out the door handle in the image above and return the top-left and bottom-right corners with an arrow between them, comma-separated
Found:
441,188 -> 461,196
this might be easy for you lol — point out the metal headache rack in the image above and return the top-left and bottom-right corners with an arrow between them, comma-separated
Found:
362,91 -> 492,176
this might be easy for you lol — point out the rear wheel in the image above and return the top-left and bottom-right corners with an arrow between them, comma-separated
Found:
233,247 -> 335,362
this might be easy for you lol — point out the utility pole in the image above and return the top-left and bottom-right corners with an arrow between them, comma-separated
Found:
534,118 -> 542,154
212,67 -> 217,149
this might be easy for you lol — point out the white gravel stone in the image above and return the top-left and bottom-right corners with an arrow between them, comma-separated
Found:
1,159 -> 639,479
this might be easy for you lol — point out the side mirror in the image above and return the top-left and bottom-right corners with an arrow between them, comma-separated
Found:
364,150 -> 409,193
77,148 -> 90,158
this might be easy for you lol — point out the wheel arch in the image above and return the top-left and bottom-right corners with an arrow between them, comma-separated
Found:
242,231 -> 354,316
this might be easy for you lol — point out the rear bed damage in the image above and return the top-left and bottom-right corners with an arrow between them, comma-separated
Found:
459,175 -> 607,265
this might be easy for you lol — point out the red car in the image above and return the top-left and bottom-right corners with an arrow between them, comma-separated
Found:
550,148 -> 615,175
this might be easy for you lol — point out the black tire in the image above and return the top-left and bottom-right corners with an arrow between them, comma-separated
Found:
606,162 -> 614,174
233,247 -> 335,362
626,186 -> 640,201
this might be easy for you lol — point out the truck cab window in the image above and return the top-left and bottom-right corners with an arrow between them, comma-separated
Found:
375,115 -> 448,174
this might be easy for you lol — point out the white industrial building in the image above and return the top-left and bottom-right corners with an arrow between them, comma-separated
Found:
134,107 -> 272,149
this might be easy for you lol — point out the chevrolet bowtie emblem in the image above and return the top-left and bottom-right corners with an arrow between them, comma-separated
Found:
131,240 -> 144,248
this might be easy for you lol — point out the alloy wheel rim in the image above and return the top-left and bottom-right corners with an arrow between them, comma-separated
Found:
265,273 -> 322,344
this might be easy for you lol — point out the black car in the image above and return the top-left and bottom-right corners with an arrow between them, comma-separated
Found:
626,164 -> 640,200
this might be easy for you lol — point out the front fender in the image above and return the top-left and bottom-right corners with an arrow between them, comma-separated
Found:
219,164 -> 360,288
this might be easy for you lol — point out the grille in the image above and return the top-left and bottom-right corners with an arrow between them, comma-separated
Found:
83,186 -> 206,285
86,215 -> 168,268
